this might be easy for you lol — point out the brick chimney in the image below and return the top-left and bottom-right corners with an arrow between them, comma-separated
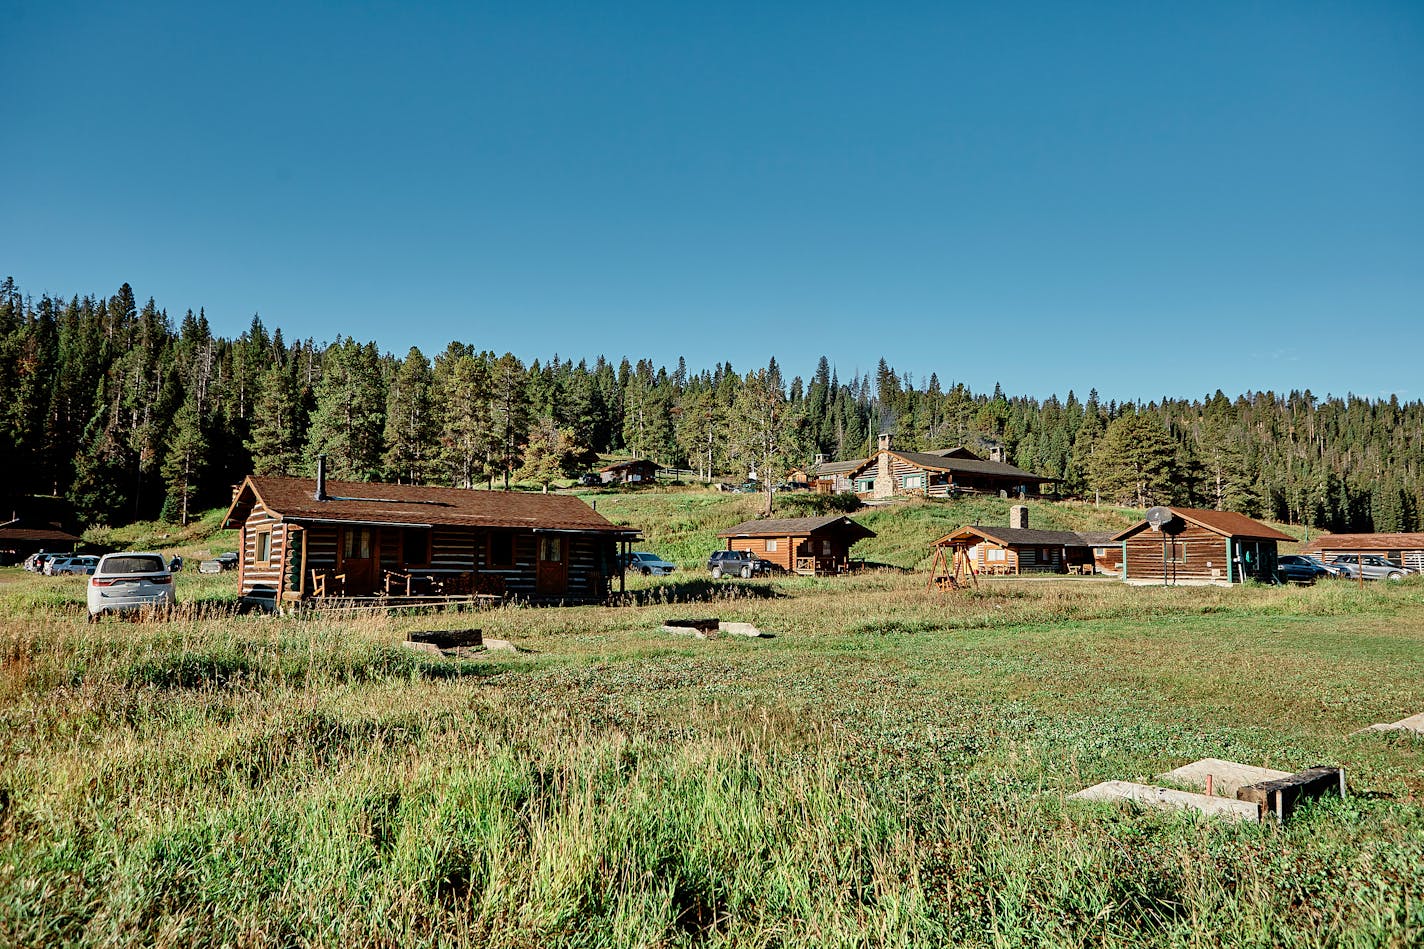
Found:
989,445 -> 1006,464
814,453 -> 826,466
1010,504 -> 1028,530
878,432 -> 892,452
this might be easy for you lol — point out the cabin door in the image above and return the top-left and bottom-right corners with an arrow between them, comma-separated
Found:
341,527 -> 377,595
536,535 -> 568,596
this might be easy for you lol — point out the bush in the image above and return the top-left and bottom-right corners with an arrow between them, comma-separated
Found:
777,491 -> 863,515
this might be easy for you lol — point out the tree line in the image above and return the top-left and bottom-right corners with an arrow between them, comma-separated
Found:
1,278 -> 1420,532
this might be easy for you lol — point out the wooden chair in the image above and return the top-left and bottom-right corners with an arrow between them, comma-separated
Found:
311,569 -> 346,598
384,570 -> 413,596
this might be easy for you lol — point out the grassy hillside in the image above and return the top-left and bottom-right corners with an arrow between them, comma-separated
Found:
579,487 -> 1144,570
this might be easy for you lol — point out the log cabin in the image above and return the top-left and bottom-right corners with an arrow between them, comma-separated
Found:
843,435 -> 1058,500
1112,507 -> 1293,585
930,505 -> 1094,575
222,460 -> 639,607
599,459 -> 661,485
1301,533 -> 1424,572
716,514 -> 875,576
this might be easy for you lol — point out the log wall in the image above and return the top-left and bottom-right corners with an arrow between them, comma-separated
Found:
1122,524 -> 1230,583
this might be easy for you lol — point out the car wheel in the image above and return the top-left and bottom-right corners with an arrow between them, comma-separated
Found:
740,565 -> 752,579
711,566 -> 722,579
1387,571 -> 1404,580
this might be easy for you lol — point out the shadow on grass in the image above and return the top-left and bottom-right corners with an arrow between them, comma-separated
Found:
612,578 -> 784,607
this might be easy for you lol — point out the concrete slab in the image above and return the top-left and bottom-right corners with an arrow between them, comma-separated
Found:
1359,712 -> 1424,735
661,620 -> 767,639
1069,780 -> 1262,822
719,622 -> 764,638
1156,758 -> 1293,797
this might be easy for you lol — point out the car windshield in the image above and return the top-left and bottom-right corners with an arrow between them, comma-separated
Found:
100,555 -> 167,575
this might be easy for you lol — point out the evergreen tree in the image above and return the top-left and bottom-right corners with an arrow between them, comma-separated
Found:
161,394 -> 206,525
488,353 -> 531,490
383,347 -> 437,483
246,365 -> 304,475
516,416 -> 581,492
1089,412 -> 1178,508
305,338 -> 387,480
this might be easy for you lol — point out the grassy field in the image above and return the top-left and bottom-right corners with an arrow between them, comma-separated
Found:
2,493 -> 1421,947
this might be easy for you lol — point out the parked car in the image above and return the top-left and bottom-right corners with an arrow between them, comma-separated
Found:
51,555 -> 99,576
1276,554 -> 1336,583
25,552 -> 57,573
707,549 -> 774,579
215,551 -> 239,569
576,473 -> 602,487
1328,554 -> 1412,581
87,552 -> 175,618
621,551 -> 677,576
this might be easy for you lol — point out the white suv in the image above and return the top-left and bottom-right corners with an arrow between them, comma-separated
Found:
87,552 -> 175,618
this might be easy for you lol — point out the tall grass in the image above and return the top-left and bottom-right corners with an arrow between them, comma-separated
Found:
2,533 -> 1422,945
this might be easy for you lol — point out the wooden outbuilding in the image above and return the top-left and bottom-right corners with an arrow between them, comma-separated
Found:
929,505 -> 1094,576
599,459 -> 661,485
1112,507 -> 1293,585
716,514 -> 875,576
222,462 -> 639,607
931,526 -> 1093,576
0,520 -> 84,564
1302,533 -> 1424,572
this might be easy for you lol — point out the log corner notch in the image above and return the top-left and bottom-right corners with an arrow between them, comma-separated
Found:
1237,766 -> 1346,823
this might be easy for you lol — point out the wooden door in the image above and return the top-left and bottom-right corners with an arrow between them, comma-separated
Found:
536,535 -> 567,596
341,526 -> 377,595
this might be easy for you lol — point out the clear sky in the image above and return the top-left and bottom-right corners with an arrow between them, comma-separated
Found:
3,1 -> 1421,402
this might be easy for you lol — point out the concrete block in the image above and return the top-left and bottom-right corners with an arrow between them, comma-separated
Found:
401,640 -> 445,657
1069,781 -> 1261,822
1156,758 -> 1293,797
718,622 -> 764,637
1359,712 -> 1424,735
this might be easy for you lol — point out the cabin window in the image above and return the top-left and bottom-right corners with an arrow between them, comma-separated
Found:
855,479 -> 874,492
343,528 -> 372,559
488,532 -> 515,568
255,529 -> 272,564
402,528 -> 431,566
1168,543 -> 1188,564
766,539 -> 778,552
538,536 -> 563,563
822,540 -> 832,555
904,473 -> 925,490
987,548 -> 1006,561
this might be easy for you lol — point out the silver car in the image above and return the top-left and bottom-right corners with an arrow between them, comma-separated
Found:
51,555 -> 99,576
87,552 -> 175,617
1328,554 -> 1412,581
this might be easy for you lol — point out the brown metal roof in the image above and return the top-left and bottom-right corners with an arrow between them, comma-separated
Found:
717,514 -> 876,539
224,476 -> 638,534
1302,532 -> 1424,553
599,458 -> 660,473
0,526 -> 83,545
809,458 -> 866,476
1111,507 -> 1294,542
932,525 -> 1090,548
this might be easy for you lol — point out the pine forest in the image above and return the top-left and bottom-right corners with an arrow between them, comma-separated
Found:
1,278 -> 1420,533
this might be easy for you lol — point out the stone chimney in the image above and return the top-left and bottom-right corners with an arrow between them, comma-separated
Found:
814,453 -> 826,466
989,445 -> 1006,464
315,454 -> 329,501
1010,504 -> 1029,530
874,434 -> 894,499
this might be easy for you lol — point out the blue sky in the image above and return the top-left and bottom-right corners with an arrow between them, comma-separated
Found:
3,1 -> 1421,401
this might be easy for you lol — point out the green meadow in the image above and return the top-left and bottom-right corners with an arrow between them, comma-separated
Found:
1,492 -> 1420,947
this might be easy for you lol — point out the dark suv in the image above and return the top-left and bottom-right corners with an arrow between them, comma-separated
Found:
707,550 -> 774,579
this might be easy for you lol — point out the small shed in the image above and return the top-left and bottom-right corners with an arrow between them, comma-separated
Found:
222,463 -> 640,606
717,514 -> 876,576
1112,507 -> 1293,585
600,459 -> 661,485
1302,533 -> 1424,572
931,525 -> 1093,575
